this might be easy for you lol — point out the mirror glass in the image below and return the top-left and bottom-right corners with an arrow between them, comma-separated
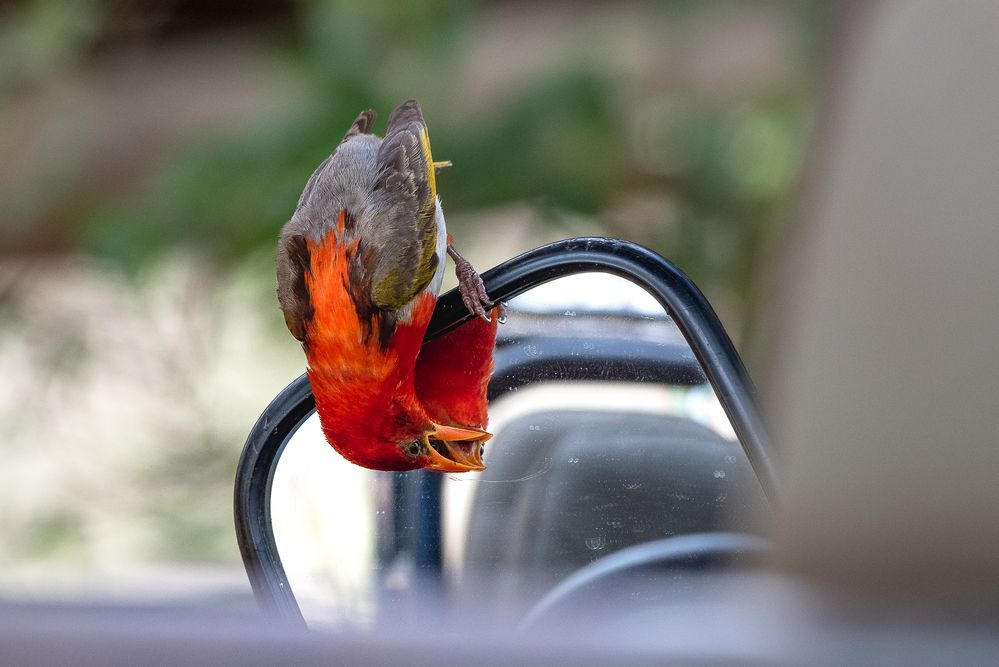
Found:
269,272 -> 766,628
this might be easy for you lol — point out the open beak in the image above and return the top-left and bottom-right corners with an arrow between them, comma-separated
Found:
422,423 -> 490,473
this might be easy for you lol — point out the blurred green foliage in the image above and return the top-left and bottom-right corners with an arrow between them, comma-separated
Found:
78,2 -> 630,267
0,0 -> 105,86
64,1 -> 818,318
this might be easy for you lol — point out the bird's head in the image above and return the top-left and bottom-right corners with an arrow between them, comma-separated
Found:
400,422 -> 490,473
310,377 -> 489,473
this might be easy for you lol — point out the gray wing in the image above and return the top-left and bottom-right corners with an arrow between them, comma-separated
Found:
359,99 -> 441,313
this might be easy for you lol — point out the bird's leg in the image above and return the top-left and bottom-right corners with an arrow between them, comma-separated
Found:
447,239 -> 495,322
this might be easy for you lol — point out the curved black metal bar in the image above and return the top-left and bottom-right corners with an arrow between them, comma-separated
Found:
234,237 -> 777,625
234,373 -> 313,626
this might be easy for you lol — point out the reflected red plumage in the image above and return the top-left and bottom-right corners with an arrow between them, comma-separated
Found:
415,311 -> 499,430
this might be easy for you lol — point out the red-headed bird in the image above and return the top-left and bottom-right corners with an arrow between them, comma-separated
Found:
276,100 -> 498,473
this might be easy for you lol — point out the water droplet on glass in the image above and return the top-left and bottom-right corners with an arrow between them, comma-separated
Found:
713,470 -> 727,479
567,457 -> 580,464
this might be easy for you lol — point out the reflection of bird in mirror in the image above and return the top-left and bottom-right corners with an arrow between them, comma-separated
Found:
276,99 -> 499,473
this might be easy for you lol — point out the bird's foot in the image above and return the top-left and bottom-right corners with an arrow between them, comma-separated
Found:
448,244 -> 493,322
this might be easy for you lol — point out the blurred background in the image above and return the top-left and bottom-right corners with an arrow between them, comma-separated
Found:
0,0 -> 822,604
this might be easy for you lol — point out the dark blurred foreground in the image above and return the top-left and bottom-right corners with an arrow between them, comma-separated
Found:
3,574 -> 998,667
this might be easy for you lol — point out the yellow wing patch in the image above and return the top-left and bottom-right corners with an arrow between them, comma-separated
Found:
419,126 -> 451,200
418,127 -> 437,199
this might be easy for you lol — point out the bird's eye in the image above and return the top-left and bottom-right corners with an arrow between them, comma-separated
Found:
407,441 -> 421,457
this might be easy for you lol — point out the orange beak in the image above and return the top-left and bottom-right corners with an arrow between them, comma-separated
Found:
422,422 -> 490,473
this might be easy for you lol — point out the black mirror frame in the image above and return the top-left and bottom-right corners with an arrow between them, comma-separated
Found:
234,237 -> 778,626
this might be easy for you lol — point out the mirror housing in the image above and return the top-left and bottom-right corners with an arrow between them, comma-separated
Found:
234,237 -> 777,625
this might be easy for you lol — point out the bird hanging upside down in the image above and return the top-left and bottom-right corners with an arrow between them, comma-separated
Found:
276,99 -> 499,473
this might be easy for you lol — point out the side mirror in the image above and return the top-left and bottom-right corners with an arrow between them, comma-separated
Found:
234,237 -> 777,626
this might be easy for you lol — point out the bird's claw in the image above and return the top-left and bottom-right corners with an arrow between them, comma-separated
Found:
459,271 -> 493,322
449,245 -> 494,322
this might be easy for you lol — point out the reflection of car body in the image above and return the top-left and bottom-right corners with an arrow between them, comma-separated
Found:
446,281 -> 769,615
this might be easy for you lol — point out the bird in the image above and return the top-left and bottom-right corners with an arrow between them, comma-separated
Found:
276,99 -> 499,473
